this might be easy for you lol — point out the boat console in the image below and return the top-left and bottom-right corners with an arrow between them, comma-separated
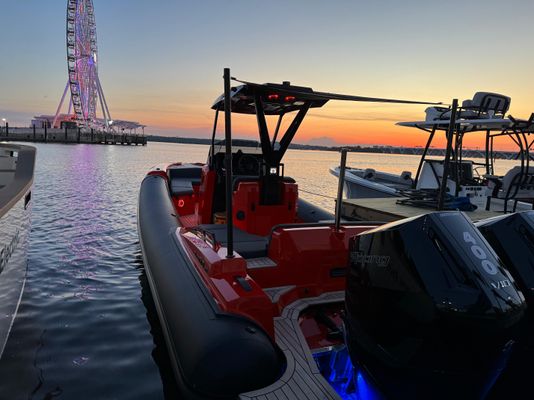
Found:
417,159 -> 488,206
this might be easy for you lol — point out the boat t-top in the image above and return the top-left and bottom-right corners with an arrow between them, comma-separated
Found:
138,70 -> 529,399
331,92 -> 534,213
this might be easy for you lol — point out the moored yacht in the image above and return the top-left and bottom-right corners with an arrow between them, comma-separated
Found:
332,92 -> 534,213
0,144 -> 35,359
138,70 -> 526,399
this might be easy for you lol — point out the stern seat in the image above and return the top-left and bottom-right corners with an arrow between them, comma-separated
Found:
197,224 -> 269,259
168,164 -> 202,196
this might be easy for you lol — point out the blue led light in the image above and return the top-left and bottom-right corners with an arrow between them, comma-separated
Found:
313,346 -> 384,400
313,342 -> 514,399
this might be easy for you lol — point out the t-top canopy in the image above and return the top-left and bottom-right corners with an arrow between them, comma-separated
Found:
211,78 -> 442,115
397,118 -> 514,131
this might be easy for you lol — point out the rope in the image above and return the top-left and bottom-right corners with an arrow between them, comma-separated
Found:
299,188 -> 337,200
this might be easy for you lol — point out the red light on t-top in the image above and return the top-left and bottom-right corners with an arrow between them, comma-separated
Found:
267,94 -> 279,101
178,199 -> 185,208
284,96 -> 296,102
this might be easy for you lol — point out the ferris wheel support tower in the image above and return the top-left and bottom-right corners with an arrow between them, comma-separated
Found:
53,0 -> 112,129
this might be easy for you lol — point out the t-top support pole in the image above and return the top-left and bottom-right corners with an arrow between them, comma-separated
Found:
335,148 -> 348,231
224,68 -> 234,258
438,98 -> 458,210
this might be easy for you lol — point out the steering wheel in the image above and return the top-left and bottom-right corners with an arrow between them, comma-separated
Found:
237,154 -> 260,175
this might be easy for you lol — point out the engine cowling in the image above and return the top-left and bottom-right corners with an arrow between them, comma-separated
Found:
345,211 -> 525,399
476,211 -> 534,308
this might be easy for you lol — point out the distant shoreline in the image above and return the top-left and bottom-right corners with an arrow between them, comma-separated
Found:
146,135 -> 516,160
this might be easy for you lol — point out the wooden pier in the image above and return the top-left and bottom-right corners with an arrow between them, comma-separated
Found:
0,126 -> 146,146
341,197 -> 516,223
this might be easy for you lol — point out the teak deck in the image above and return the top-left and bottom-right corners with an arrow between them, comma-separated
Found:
341,197 -> 509,223
240,291 -> 344,400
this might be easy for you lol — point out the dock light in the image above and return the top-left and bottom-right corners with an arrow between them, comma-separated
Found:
267,94 -> 279,101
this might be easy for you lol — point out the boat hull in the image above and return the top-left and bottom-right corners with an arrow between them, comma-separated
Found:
138,174 -> 283,399
330,167 -> 401,199
0,145 -> 34,360
0,190 -> 31,359
343,179 -> 399,199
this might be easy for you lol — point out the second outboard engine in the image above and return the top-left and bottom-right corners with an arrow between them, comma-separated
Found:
345,212 -> 525,400
476,211 -> 534,397
476,211 -> 534,308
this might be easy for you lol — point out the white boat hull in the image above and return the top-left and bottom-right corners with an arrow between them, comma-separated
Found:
0,144 -> 35,360
330,167 -> 404,199
0,190 -> 31,359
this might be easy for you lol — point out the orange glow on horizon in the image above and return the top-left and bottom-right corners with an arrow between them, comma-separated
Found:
110,105 -> 526,152
113,99 -> 530,152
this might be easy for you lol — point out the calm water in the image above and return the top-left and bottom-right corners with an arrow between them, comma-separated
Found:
0,142 -> 520,399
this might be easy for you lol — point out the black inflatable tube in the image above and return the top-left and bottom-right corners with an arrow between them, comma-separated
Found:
297,198 -> 335,222
138,175 -> 283,399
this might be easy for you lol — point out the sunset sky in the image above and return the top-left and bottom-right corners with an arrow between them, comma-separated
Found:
1,0 -> 533,149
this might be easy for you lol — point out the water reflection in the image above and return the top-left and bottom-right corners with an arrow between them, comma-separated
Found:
0,142 -> 524,399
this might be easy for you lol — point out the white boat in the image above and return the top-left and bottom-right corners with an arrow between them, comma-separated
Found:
331,92 -> 534,212
329,166 -> 409,198
0,144 -> 35,359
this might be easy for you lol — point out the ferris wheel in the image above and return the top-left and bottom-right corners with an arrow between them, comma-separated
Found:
53,0 -> 111,129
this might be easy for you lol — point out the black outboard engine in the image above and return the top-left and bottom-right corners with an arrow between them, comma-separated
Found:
476,211 -> 534,398
345,212 -> 525,400
476,211 -> 534,308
